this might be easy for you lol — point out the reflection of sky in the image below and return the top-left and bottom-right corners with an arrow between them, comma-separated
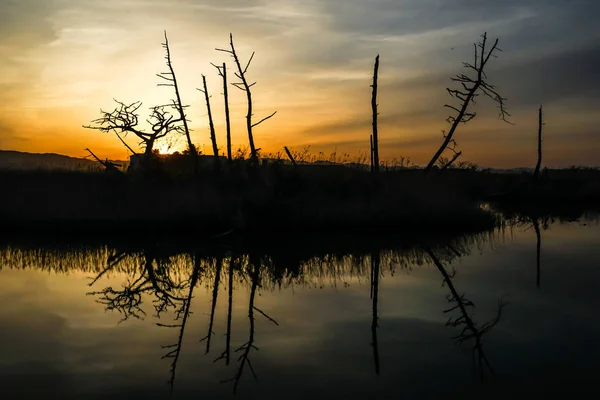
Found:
1,221 -> 600,398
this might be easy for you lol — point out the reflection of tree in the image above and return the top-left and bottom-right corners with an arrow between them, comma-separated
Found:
532,218 -> 541,288
427,249 -> 506,379
370,251 -> 380,375
519,215 -> 551,288
222,256 -> 278,394
200,256 -> 223,354
87,249 -> 188,322
160,253 -> 203,393
215,257 -> 235,365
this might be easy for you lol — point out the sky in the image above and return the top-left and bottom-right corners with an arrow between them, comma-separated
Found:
0,0 -> 599,168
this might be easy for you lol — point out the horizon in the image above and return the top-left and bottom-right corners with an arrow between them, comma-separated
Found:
1,1 -> 599,168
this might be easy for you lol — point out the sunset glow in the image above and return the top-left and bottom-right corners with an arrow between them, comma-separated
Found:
1,0 -> 599,167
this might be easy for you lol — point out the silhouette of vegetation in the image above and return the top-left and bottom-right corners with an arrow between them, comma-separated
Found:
2,32 -> 599,238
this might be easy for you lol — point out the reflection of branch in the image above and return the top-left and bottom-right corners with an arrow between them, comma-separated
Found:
88,250 -> 188,322
370,251 -> 380,375
87,250 -> 127,287
215,257 -> 234,365
427,249 -> 506,379
222,258 -> 278,394
160,253 -> 202,395
201,257 -> 223,353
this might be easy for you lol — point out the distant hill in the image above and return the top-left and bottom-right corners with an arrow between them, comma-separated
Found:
0,150 -> 126,171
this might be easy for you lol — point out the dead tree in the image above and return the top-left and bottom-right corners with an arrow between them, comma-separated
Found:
216,33 -> 277,163
158,31 -> 198,175
198,75 -> 219,159
425,32 -> 511,172
533,105 -> 543,181
84,100 -> 184,159
371,55 -> 380,173
212,62 -> 233,162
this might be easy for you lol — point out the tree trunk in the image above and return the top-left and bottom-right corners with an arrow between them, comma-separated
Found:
222,62 -> 232,162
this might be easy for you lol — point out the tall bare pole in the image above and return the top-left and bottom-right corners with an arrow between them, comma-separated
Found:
212,62 -> 232,162
371,55 -> 380,173
533,105 -> 543,181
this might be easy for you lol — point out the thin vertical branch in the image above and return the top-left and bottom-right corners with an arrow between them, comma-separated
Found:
212,62 -> 232,162
199,75 -> 219,159
284,146 -> 297,167
222,63 -> 232,162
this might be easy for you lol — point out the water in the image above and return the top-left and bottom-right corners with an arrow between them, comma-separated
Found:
1,218 -> 599,398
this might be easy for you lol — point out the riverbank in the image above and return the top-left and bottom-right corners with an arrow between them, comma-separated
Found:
1,162 -> 598,240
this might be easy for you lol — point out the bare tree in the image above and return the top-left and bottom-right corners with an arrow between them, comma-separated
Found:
371,55 -> 380,174
425,32 -> 511,172
212,62 -> 233,162
533,105 -> 543,181
198,75 -> 219,160
158,31 -> 198,175
216,33 -> 277,163
84,100 -> 184,159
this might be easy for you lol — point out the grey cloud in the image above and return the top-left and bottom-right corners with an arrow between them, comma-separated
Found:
0,0 -> 61,47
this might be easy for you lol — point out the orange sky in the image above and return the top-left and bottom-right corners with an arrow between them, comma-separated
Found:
1,0 -> 599,168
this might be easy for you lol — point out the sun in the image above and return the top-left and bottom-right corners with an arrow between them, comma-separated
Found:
156,143 -> 176,155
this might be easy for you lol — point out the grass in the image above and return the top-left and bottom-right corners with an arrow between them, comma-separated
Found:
1,153 -> 598,239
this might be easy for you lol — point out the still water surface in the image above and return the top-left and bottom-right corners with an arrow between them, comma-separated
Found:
1,218 -> 599,398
